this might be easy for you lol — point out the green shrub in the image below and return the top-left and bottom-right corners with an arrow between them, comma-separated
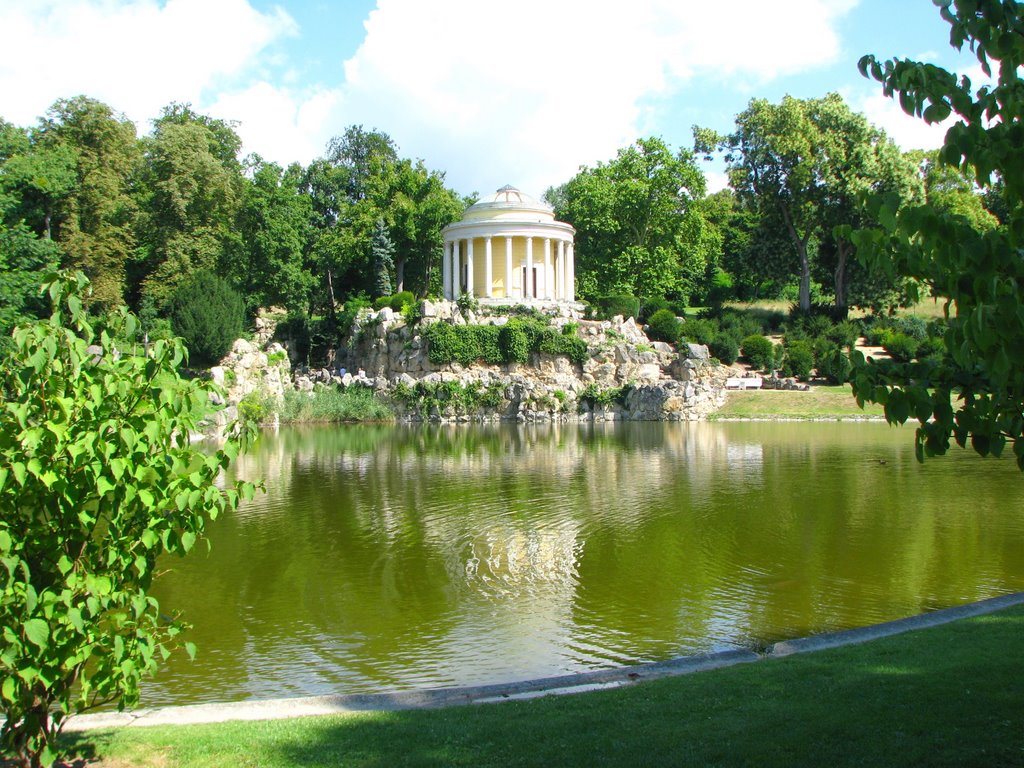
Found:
646,308 -> 681,343
917,335 -> 946,361
710,333 -> 740,365
499,322 -> 530,363
0,273 -> 254,767
337,296 -> 371,338
679,317 -> 719,346
594,294 -> 641,320
818,345 -> 853,384
717,308 -> 765,342
741,334 -> 775,371
783,339 -> 815,380
883,332 -> 920,362
826,319 -> 862,349
169,271 -> 246,367
238,390 -> 276,427
864,324 -> 892,347
424,322 -> 503,366
639,297 -> 670,323
894,315 -> 928,341
578,383 -> 627,409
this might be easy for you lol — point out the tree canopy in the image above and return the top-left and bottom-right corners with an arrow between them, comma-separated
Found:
553,137 -> 717,303
696,93 -> 922,314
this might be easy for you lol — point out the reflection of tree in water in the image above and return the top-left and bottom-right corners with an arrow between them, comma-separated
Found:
148,422 -> 1024,706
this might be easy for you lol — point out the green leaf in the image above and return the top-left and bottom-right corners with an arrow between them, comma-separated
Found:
24,618 -> 50,649
1,675 -> 16,703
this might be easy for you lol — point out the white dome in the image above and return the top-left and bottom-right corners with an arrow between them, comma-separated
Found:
462,184 -> 554,222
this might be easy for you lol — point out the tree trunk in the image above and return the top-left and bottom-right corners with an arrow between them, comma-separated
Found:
779,205 -> 813,312
834,240 -> 852,318
325,269 -> 336,320
395,257 -> 405,293
797,242 -> 811,313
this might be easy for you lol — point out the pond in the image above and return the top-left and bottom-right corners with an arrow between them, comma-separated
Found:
144,421 -> 1024,707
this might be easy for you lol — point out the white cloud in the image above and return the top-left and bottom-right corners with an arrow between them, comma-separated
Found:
857,63 -> 996,151
0,0 -> 296,129
1,0 -> 862,194
859,92 -> 949,151
207,83 -> 343,168
335,0 -> 859,196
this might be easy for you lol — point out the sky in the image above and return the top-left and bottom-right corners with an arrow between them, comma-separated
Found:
0,0 -> 988,199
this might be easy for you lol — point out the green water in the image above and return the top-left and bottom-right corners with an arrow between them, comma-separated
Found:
144,421 -> 1024,706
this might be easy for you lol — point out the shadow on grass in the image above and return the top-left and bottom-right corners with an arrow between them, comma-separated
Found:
62,610 -> 1024,768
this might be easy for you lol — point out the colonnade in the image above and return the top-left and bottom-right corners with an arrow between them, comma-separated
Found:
442,234 -> 575,302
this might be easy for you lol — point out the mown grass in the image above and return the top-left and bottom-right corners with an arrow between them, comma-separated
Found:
62,604 -> 1024,767
711,383 -> 886,420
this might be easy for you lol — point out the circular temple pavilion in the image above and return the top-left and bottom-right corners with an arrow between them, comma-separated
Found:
441,185 -> 576,302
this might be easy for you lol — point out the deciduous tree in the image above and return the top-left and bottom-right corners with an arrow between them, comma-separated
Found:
554,137 -> 712,302
849,0 -> 1024,466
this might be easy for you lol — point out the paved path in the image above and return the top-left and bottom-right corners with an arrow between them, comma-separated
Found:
64,592 -> 1024,731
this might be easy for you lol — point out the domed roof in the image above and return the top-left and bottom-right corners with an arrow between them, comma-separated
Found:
462,184 -> 554,223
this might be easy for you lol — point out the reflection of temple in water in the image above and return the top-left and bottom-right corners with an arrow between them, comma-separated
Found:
148,421 -> 1024,705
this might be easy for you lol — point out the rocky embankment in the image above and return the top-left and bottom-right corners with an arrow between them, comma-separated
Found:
331,300 -> 729,422
207,300 -> 732,424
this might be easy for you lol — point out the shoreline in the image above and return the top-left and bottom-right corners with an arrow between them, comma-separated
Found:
64,592 -> 1024,731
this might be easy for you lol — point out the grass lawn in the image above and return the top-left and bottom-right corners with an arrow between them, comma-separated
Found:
711,383 -> 886,420
63,605 -> 1024,767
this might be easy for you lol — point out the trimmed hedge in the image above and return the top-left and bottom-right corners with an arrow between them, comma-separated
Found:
425,318 -> 587,366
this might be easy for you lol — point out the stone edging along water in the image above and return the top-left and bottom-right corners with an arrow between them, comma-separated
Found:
64,592 -> 1024,731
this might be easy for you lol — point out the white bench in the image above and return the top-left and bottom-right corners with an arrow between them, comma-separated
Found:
726,377 -> 763,390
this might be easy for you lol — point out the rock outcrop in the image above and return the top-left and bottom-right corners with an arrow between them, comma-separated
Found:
329,300 -> 728,423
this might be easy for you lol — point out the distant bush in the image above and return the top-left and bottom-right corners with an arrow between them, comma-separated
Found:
639,297 -> 671,323
741,334 -> 775,371
709,333 -> 739,365
593,294 -> 641,320
337,295 -> 371,338
826,319 -> 862,349
373,291 -> 416,312
883,332 -> 920,362
499,322 -> 530,363
679,317 -> 719,346
783,340 -> 815,380
169,271 -> 245,368
646,309 -> 681,343
425,317 -> 587,367
818,345 -> 853,384
916,335 -> 946,361
894,315 -> 928,341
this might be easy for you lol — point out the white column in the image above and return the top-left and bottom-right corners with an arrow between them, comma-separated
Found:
567,242 -> 575,302
456,240 -> 465,296
525,237 -> 534,299
543,238 -> 552,300
557,240 -> 566,301
505,237 -> 513,298
466,238 -> 475,297
484,236 -> 493,298
443,240 -> 452,299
